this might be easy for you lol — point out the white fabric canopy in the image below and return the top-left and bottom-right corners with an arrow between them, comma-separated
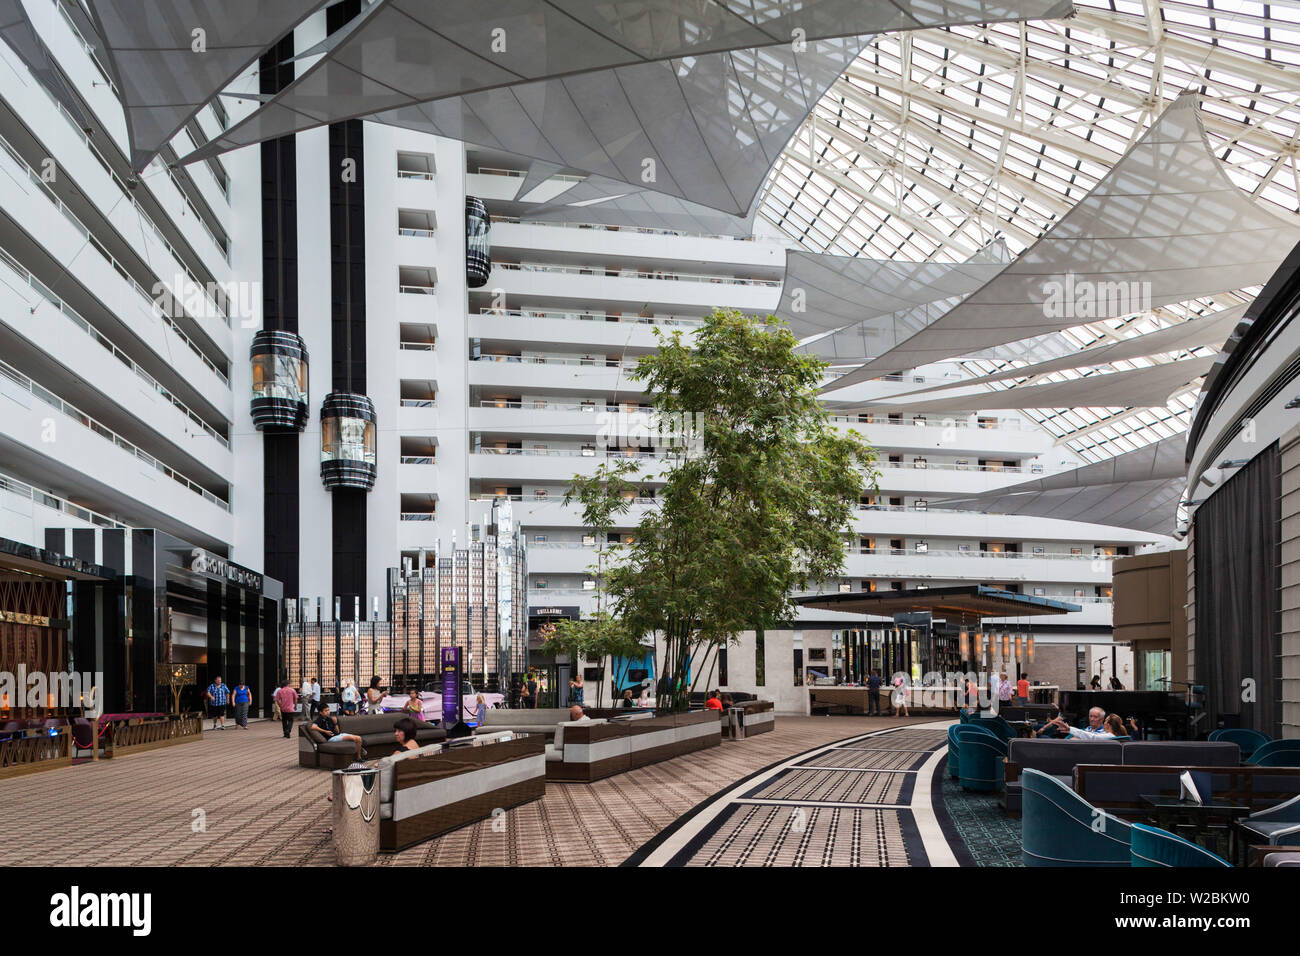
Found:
933,436 -> 1187,535
0,0 -> 92,129
843,93 -> 1300,376
85,0 -> 329,170
882,303 -> 1247,398
833,354 -> 1214,413
179,0 -> 1075,213
778,241 -> 1011,339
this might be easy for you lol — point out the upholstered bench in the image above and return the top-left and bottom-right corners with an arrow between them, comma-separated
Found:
299,714 -> 445,769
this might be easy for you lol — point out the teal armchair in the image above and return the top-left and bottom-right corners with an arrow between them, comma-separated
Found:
1130,824 -> 1233,867
947,723 -> 961,779
1237,793 -> 1300,847
1021,768 -> 1132,866
955,724 -> 1007,792
1246,739 -> 1300,767
1209,728 -> 1271,759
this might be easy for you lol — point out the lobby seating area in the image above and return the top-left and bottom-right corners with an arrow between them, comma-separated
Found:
942,718 -> 1300,867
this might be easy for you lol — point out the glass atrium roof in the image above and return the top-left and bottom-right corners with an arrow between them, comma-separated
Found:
760,0 -> 1300,462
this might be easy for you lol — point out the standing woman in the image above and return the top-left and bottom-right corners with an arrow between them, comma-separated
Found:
521,672 -> 537,710
232,681 -> 252,729
569,672 -> 584,708
340,679 -> 359,715
892,676 -> 910,718
365,676 -> 384,714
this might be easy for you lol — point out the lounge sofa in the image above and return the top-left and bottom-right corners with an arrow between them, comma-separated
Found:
546,711 -> 721,782
1002,739 -> 1241,816
374,733 -> 545,851
476,708 -> 574,742
1021,768 -> 1132,866
1076,763 -> 1300,816
299,713 -> 446,769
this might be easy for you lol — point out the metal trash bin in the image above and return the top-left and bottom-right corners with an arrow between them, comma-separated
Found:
332,767 -> 380,866
727,707 -> 745,741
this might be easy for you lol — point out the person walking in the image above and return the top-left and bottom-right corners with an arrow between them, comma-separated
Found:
300,676 -> 313,721
273,681 -> 298,738
205,676 -> 230,730
867,669 -> 883,716
1016,673 -> 1030,706
232,681 -> 252,729
891,676 -> 909,718
310,676 -> 322,717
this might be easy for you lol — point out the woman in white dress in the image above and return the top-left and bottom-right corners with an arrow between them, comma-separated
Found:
891,676 -> 909,717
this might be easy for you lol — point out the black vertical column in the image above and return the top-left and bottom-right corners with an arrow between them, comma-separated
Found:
327,1 -> 369,619
259,34 -> 300,687
206,579 -> 223,688
224,585 -> 241,689
130,531 -> 156,712
245,589 -> 261,716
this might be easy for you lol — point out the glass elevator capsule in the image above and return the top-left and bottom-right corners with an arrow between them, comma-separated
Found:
320,392 -> 377,490
250,330 -> 309,430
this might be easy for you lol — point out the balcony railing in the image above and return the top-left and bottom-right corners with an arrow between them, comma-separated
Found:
475,307 -> 703,327
0,132 -> 232,348
471,354 -> 638,370
398,342 -> 436,351
476,400 -> 643,412
399,399 -> 437,408
490,214 -> 766,244
0,359 -> 230,512
397,170 -> 434,180
0,470 -> 128,530
0,248 -> 229,444
400,456 -> 436,465
398,228 -> 436,238
400,512 -> 436,521
847,547 -> 1116,562
474,447 -> 660,460
399,284 -> 436,295
491,261 -> 781,287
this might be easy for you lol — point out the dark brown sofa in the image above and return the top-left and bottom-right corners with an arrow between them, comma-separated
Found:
299,713 -> 446,769
545,710 -> 720,782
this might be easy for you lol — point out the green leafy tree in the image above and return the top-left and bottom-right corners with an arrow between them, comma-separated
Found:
539,461 -> 647,709
602,308 -> 877,713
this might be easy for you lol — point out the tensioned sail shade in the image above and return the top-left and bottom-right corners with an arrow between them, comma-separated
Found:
179,0 -> 1076,214
0,0 -> 92,129
842,93 -> 1300,376
777,241 -> 1011,338
933,436 -> 1187,535
833,354 -> 1214,413
85,0 -> 330,170
881,303 -> 1247,398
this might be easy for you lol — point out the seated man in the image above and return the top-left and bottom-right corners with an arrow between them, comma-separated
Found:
313,704 -> 366,760
1046,707 -> 1137,740
568,704 -> 590,723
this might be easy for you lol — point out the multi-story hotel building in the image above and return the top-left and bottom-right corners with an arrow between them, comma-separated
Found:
0,1 -> 1160,713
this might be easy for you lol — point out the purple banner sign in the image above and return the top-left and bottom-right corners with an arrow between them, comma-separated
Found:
441,646 -> 462,727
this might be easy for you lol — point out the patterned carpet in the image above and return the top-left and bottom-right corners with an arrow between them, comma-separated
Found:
937,771 -> 1025,867
0,714 -> 941,867
626,722 -> 957,867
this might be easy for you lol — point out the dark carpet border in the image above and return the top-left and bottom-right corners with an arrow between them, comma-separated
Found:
620,724 -> 941,867
928,756 -> 978,867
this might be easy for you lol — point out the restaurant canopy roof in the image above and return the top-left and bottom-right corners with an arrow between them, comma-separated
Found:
797,584 -> 1080,619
